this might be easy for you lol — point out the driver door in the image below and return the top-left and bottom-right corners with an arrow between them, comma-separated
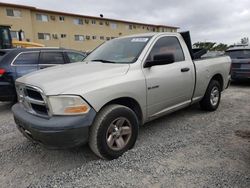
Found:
143,36 -> 195,119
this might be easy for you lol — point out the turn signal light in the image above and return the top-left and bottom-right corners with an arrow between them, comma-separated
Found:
64,105 -> 89,114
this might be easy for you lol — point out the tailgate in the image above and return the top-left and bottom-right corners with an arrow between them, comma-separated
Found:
231,59 -> 250,69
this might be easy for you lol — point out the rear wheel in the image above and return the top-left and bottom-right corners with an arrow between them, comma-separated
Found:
89,104 -> 139,160
200,80 -> 221,111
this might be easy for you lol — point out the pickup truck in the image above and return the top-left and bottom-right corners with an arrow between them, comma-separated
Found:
12,32 -> 231,160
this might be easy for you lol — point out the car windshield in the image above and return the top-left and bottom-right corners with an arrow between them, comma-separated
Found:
84,36 -> 151,64
225,50 -> 250,59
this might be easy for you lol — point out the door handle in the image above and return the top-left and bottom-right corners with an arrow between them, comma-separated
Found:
181,67 -> 190,72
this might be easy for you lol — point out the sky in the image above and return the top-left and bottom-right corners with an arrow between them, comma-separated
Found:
1,0 -> 250,45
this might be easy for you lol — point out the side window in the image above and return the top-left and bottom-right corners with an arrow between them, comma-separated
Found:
13,52 -> 39,65
66,52 -> 85,63
147,36 -> 185,62
40,52 -> 65,64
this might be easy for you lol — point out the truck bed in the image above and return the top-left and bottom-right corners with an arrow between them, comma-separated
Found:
192,56 -> 231,102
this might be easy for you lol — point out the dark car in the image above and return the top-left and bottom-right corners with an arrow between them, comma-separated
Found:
225,46 -> 250,81
0,48 -> 86,101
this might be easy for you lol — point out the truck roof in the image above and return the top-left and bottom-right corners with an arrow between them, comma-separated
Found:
119,32 -> 180,38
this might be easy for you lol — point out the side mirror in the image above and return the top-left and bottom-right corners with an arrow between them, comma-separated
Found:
144,53 -> 175,68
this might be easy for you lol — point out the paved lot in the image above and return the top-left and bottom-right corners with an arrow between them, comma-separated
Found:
0,84 -> 250,188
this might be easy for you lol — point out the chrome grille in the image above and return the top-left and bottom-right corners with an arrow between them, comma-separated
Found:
16,84 -> 50,117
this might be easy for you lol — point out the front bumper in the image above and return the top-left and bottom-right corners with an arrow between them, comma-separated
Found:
12,103 -> 96,149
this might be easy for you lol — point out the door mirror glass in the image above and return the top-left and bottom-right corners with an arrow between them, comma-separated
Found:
144,53 -> 174,68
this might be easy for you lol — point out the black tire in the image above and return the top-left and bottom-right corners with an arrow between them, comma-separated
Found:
89,104 -> 139,160
200,80 -> 221,111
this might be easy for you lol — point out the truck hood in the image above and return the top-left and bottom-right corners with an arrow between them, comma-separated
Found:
16,62 -> 130,95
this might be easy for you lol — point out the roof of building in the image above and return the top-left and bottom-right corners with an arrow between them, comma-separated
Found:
0,2 -> 179,29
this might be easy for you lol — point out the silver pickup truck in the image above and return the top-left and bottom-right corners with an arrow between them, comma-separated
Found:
12,32 -> 231,159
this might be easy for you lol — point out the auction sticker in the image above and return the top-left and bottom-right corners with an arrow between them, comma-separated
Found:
131,38 -> 149,42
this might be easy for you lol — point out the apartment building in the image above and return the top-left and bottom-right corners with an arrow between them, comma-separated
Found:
0,2 -> 179,51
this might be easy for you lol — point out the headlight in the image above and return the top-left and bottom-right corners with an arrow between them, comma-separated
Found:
48,95 -> 90,115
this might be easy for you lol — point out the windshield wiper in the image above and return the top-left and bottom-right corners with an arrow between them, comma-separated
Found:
91,59 -> 116,63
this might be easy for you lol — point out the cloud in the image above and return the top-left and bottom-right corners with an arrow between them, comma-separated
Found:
1,0 -> 250,44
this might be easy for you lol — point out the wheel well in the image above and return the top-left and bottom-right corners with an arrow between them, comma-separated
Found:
104,97 -> 143,125
211,74 -> 224,90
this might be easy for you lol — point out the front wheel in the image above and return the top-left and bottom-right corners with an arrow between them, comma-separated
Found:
89,104 -> 139,160
200,80 -> 221,111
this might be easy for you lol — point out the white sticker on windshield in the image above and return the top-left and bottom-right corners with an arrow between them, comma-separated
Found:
131,38 -> 149,42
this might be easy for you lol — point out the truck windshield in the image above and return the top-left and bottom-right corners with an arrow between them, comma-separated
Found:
225,50 -> 250,59
84,36 -> 151,64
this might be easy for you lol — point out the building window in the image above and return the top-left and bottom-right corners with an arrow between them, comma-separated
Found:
6,8 -> 21,17
129,25 -> 133,30
133,25 -> 136,29
51,15 -> 57,21
106,37 -> 110,41
74,35 -> 84,41
100,36 -> 104,40
99,21 -> 103,25
36,14 -> 49,22
50,34 -> 57,39
92,35 -> 97,40
91,20 -> 96,24
110,23 -> 117,29
153,28 -> 156,32
59,16 -> 65,22
73,18 -> 84,25
10,31 -> 25,39
38,33 -> 51,40
61,34 -> 66,38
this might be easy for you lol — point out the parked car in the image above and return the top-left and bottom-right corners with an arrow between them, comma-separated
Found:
0,48 -> 86,101
12,32 -> 231,159
201,51 -> 225,58
225,46 -> 250,81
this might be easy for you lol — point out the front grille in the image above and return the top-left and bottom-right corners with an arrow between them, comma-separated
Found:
26,88 -> 44,101
31,103 -> 48,116
16,84 -> 50,117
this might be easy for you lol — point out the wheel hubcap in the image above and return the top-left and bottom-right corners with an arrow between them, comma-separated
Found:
106,117 -> 132,151
210,86 -> 219,106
